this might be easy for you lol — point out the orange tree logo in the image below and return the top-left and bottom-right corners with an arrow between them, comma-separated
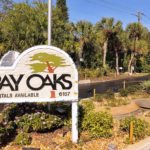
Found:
29,53 -> 69,98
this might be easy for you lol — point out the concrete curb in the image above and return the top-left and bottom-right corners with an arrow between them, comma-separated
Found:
124,136 -> 150,150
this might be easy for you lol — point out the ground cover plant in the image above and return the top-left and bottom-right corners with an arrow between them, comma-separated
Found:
120,116 -> 150,142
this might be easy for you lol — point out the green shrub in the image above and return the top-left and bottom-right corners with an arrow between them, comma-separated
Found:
81,111 -> 113,138
0,121 -> 16,145
120,116 -> 149,140
126,84 -> 142,94
106,97 -> 129,107
80,100 -> 94,114
2,103 -> 47,122
141,81 -> 150,93
119,84 -> 142,97
78,67 -> 112,79
14,132 -> 32,145
119,89 -> 129,97
16,112 -> 63,132
105,89 -> 114,99
93,94 -> 104,102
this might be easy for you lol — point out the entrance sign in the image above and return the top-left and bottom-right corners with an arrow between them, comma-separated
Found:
0,45 -> 78,143
0,45 -> 78,103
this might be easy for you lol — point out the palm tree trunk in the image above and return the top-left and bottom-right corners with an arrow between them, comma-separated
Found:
115,51 -> 119,76
102,40 -> 108,68
128,52 -> 134,75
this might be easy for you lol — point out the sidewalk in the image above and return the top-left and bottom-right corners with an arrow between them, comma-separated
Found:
124,137 -> 150,150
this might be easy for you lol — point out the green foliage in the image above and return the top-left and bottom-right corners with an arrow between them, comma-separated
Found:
14,132 -> 32,145
107,97 -> 129,107
93,94 -> 104,102
79,69 -> 101,79
79,101 -> 113,137
93,89 -> 114,101
127,84 -> 142,93
82,111 -> 113,138
0,0 -> 150,73
119,84 -> 142,97
16,112 -> 63,133
140,52 -> 150,73
56,0 -> 68,22
79,67 -> 112,79
141,81 -> 150,93
1,1 -> 47,51
52,7 -> 71,50
2,103 -> 47,122
80,100 -> 95,113
0,121 -> 16,145
119,89 -> 129,97
120,116 -> 150,140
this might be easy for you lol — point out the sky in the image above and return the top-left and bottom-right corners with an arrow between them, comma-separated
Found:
14,0 -> 150,30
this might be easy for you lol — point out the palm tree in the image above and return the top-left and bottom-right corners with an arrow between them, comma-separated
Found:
126,23 -> 148,75
95,18 -> 123,73
75,21 -> 94,67
109,21 -> 123,75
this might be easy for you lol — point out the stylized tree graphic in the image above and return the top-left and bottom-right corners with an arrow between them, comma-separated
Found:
29,52 -> 69,99
29,52 -> 68,73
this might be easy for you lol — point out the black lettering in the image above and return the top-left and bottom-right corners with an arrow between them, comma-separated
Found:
0,75 -> 14,91
27,74 -> 44,90
62,74 -> 72,89
54,74 -> 72,90
9,74 -> 24,91
44,75 -> 56,90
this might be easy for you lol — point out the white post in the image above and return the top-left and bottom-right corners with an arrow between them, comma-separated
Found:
48,0 -> 52,111
72,101 -> 78,143
48,0 -> 52,46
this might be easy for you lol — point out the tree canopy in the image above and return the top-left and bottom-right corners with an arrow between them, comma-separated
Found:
0,0 -> 150,75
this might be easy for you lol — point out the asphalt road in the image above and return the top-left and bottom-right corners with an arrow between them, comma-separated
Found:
79,74 -> 150,99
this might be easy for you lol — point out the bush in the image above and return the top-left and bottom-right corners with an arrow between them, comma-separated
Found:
16,112 -> 63,132
120,116 -> 149,141
119,89 -> 129,97
79,67 -> 112,79
106,97 -> 129,107
127,84 -> 142,93
0,121 -> 16,145
93,94 -> 103,101
81,111 -> 113,138
2,103 -> 47,122
119,84 -> 142,97
80,100 -> 95,113
14,132 -> 32,145
141,81 -> 150,93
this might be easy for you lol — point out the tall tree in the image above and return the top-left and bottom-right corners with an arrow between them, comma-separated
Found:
0,1 -> 47,52
56,0 -> 68,22
126,23 -> 148,75
95,17 -> 122,70
52,0 -> 70,50
109,21 -> 123,75
75,21 -> 95,67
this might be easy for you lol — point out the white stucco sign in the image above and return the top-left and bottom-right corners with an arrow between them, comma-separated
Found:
0,45 -> 78,103
0,45 -> 79,143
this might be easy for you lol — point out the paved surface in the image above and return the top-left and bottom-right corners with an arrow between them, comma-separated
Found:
135,99 -> 150,108
79,74 -> 150,99
111,101 -> 141,119
124,137 -> 150,150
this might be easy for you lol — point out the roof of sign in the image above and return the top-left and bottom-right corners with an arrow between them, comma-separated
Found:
0,51 -> 20,66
